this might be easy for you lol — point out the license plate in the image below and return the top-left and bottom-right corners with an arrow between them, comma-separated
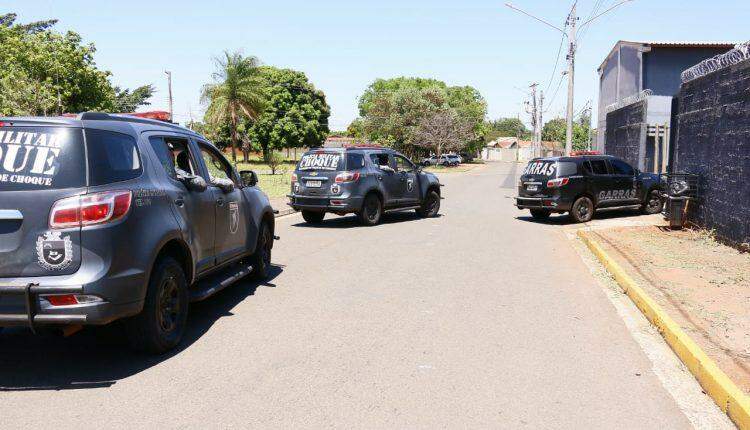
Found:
526,184 -> 539,192
306,180 -> 322,188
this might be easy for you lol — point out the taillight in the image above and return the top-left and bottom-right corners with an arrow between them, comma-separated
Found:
546,178 -> 570,188
291,173 -> 298,183
335,171 -> 360,183
50,191 -> 132,229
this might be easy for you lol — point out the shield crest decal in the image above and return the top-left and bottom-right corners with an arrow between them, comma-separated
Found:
229,201 -> 239,234
36,231 -> 73,270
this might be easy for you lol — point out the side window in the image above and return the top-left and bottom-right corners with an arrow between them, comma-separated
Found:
346,153 -> 365,170
149,137 -> 197,180
199,144 -> 235,185
589,159 -> 609,175
610,158 -> 635,176
369,153 -> 390,168
85,129 -> 142,186
394,155 -> 415,172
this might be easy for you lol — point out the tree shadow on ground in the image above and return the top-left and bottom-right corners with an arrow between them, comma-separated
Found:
0,265 -> 283,392
291,212 -> 444,229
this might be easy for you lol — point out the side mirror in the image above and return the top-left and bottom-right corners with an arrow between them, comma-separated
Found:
214,178 -> 235,193
380,165 -> 395,173
240,170 -> 259,187
180,174 -> 208,192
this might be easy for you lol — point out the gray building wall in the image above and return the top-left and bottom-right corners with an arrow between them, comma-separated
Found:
605,100 -> 646,170
596,42 -> 732,151
673,59 -> 750,246
643,47 -> 732,96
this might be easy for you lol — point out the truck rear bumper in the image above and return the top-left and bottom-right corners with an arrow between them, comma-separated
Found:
0,284 -> 142,330
515,196 -> 572,212
288,195 -> 364,213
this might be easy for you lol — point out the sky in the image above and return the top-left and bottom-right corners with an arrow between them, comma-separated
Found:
7,0 -> 750,130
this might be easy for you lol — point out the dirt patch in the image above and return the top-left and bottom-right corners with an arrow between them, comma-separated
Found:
592,225 -> 750,394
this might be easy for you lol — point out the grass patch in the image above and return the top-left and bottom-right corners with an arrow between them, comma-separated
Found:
424,164 -> 475,173
256,173 -> 292,199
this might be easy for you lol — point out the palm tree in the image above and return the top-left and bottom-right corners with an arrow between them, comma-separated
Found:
201,51 -> 266,163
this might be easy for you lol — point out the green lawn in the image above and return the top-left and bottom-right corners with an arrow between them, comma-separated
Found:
255,173 -> 292,199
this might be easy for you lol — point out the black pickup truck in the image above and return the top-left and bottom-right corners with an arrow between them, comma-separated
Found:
515,155 -> 663,223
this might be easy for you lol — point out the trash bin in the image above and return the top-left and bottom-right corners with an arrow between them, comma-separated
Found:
668,197 -> 687,229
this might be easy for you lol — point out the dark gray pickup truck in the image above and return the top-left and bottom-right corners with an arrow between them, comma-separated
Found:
288,146 -> 442,225
0,113 -> 275,353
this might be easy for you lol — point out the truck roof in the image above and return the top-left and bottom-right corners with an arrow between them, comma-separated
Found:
0,112 -> 205,140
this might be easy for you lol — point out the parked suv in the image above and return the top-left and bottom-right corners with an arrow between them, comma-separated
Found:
421,154 -> 459,167
289,146 -> 442,225
515,155 -> 663,223
0,113 -> 275,353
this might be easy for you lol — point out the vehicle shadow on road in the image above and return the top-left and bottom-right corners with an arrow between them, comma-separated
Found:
515,209 -> 645,225
292,212 -> 444,229
0,265 -> 283,392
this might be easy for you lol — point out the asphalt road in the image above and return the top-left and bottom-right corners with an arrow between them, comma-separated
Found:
0,162 -> 707,428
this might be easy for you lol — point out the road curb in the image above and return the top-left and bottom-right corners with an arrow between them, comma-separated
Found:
578,229 -> 750,429
274,207 -> 296,218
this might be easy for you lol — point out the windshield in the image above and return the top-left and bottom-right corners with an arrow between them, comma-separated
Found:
0,126 -> 86,191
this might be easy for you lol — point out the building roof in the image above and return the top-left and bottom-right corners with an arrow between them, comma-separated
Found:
598,40 -> 738,72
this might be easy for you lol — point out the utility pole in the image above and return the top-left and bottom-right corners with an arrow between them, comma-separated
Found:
165,71 -> 173,122
505,1 -> 634,156
564,3 -> 577,157
528,83 -> 539,156
538,90 -> 544,158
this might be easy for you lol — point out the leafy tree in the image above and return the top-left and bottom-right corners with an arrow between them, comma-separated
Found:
346,118 -> 365,138
413,109 -> 473,159
356,77 -> 487,157
486,118 -> 531,141
201,51 -> 267,164
246,66 -> 330,160
0,13 -> 153,116
542,116 -> 592,151
1,13 -> 58,34
114,84 -> 155,112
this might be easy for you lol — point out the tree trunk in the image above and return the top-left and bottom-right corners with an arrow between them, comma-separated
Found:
230,116 -> 238,164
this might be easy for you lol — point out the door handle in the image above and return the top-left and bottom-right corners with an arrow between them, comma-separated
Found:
174,198 -> 185,207
377,175 -> 383,181
216,198 -> 225,207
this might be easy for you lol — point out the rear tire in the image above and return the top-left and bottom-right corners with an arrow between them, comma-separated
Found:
530,209 -> 551,220
125,256 -> 188,354
302,210 -> 325,224
358,193 -> 383,226
641,189 -> 663,215
250,222 -> 273,280
569,196 -> 594,223
416,190 -> 441,218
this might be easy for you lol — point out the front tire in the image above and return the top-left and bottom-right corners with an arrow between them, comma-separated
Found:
530,209 -> 551,220
359,193 -> 383,226
416,190 -> 441,218
569,196 -> 594,223
125,256 -> 189,354
250,222 -> 273,280
641,189 -> 663,215
302,210 -> 325,223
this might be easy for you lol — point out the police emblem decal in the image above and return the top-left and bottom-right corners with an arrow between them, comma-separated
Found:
229,201 -> 239,234
407,178 -> 414,192
36,231 -> 73,270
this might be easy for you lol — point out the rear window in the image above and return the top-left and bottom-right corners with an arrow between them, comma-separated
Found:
297,152 -> 344,171
0,126 -> 86,191
522,160 -> 578,177
86,129 -> 142,186
346,153 -> 365,169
